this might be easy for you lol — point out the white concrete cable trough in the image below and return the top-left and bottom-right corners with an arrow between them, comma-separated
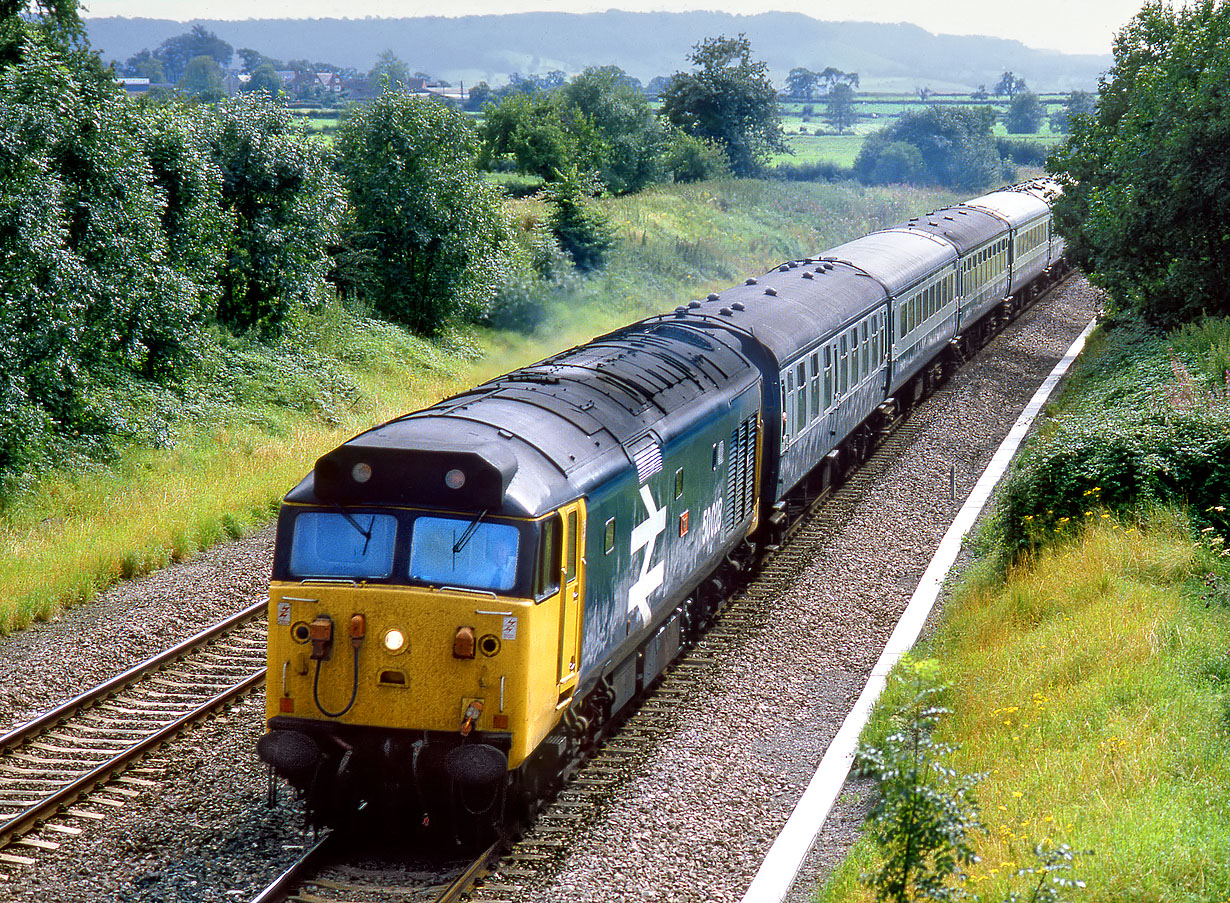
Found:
740,316 -> 1099,903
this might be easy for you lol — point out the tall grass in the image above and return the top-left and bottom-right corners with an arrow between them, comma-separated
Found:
820,512 -> 1230,902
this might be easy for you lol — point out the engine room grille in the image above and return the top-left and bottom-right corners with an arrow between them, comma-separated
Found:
632,439 -> 663,484
725,415 -> 757,533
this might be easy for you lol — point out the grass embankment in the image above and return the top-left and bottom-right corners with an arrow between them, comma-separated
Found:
818,318 -> 1230,901
0,178 -> 960,633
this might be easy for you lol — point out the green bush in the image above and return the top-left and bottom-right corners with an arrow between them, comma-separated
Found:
998,318 -> 1230,556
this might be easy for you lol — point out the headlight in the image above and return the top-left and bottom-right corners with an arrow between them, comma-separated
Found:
382,628 -> 408,655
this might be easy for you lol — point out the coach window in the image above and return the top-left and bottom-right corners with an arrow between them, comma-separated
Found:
899,301 -> 907,336
860,321 -> 870,373
839,334 -> 849,396
823,346 -> 833,408
848,327 -> 859,384
809,353 -> 820,419
603,517 -> 615,555
796,362 -> 807,427
674,467 -> 684,500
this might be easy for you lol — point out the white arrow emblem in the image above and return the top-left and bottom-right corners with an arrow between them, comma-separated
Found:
628,484 -> 665,624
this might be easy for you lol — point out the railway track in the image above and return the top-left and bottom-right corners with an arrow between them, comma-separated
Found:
0,600 -> 268,863
250,833 -> 501,903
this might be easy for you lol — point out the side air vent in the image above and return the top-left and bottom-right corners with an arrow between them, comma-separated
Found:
724,415 -> 757,533
631,438 -> 663,483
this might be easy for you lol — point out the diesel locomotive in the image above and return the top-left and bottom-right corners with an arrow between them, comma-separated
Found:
257,179 -> 1068,832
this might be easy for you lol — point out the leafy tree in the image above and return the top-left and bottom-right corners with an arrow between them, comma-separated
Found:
786,66 -> 818,100
0,29 -> 214,481
867,141 -> 927,184
1048,90 -> 1095,134
211,94 -> 344,335
465,80 -> 492,111
242,62 -> 284,100
970,84 -> 989,101
179,54 -> 224,102
818,66 -> 859,92
122,48 -> 165,83
994,70 -> 1027,98
825,82 -> 857,133
154,25 -> 232,83
660,33 -> 786,176
560,65 -> 669,194
1005,90 -> 1044,133
645,74 -> 670,96
480,90 -> 594,181
1049,0 -> 1230,328
543,166 -> 614,271
481,66 -> 669,195
135,102 -> 230,316
337,91 -> 513,334
855,106 -> 1001,191
236,47 -> 271,74
369,49 -> 411,91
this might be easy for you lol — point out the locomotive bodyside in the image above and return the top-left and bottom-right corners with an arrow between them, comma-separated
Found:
259,182 -> 1067,832
259,320 -> 764,824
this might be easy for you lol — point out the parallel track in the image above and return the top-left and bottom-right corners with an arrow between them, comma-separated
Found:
0,600 -> 268,861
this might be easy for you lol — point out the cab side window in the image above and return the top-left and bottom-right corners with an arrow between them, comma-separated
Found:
535,517 -> 562,600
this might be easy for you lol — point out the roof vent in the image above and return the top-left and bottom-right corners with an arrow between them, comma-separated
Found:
745,278 -> 758,286
944,215 -> 955,221
720,307 -> 734,316
707,292 -> 720,301
788,261 -> 798,268
824,262 -> 835,270
778,265 -> 789,273
764,287 -> 777,297
732,301 -> 745,311
688,300 -> 702,309
802,271 -> 814,280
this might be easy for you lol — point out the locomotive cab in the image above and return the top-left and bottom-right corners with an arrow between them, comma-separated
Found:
259,436 -> 587,828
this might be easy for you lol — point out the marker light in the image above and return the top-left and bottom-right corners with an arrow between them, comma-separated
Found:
382,628 -> 407,654
352,462 -> 372,483
445,468 -> 466,489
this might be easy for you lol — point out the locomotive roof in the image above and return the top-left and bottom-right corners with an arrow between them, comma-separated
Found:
821,229 -> 957,296
286,321 -> 760,518
647,258 -> 888,368
964,189 -> 1052,227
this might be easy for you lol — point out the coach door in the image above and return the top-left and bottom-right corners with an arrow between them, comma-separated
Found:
556,500 -> 586,692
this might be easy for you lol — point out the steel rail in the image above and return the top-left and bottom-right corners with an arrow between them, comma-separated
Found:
247,830 -> 336,903
437,840 -> 502,903
0,599 -> 268,755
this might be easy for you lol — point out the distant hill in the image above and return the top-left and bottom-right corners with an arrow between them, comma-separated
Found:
84,11 -> 1109,93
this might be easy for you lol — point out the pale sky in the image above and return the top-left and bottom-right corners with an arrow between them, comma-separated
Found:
79,1 -> 1145,57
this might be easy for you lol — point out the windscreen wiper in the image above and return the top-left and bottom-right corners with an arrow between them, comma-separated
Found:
334,505 -> 374,556
452,509 -> 488,554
